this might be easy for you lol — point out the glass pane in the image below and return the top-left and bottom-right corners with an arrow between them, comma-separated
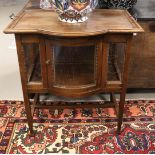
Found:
52,45 -> 96,87
108,43 -> 125,81
23,43 -> 42,82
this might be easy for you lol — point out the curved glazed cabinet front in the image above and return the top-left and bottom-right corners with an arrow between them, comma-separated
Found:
46,37 -> 103,98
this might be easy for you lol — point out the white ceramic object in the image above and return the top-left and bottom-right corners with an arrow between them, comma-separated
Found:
52,0 -> 98,23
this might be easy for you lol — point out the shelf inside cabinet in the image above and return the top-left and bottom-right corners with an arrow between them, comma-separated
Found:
108,61 -> 120,81
108,52 -> 122,82
26,56 -> 42,83
30,60 -> 42,82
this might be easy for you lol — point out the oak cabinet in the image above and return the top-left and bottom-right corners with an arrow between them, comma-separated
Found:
4,7 -> 143,134
20,35 -> 130,98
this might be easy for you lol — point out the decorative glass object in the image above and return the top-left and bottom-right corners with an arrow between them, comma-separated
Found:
98,0 -> 137,9
52,0 -> 98,23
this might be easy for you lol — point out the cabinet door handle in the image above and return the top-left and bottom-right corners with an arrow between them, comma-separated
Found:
45,60 -> 50,65
9,13 -> 16,20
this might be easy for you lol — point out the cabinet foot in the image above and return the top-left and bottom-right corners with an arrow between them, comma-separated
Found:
29,130 -> 35,137
117,91 -> 126,136
116,126 -> 122,135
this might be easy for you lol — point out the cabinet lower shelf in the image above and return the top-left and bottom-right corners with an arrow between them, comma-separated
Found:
30,93 -> 117,109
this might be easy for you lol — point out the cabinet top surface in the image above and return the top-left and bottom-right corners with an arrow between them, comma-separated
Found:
4,9 -> 143,37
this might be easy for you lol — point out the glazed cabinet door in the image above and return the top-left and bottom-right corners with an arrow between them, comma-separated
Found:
46,38 -> 103,97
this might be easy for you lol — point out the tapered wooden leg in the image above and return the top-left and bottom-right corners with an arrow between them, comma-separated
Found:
110,93 -> 113,102
23,93 -> 34,135
117,90 -> 126,134
15,35 -> 34,135
116,35 -> 133,134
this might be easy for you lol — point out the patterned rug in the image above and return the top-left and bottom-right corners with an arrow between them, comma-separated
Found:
0,100 -> 155,154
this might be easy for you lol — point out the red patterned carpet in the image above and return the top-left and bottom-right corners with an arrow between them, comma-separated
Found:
0,100 -> 155,154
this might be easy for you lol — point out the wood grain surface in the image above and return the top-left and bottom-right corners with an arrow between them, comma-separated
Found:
4,9 -> 143,36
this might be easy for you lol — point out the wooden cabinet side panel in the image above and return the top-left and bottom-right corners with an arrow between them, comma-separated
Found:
128,21 -> 155,88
